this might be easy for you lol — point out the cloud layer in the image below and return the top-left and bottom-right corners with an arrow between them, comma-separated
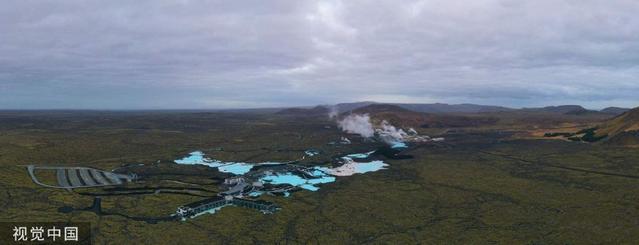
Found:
2,0 -> 639,109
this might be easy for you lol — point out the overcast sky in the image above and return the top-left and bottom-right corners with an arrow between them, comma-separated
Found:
2,0 -> 639,109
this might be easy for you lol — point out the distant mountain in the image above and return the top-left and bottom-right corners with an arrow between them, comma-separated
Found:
278,102 -> 626,120
351,104 -> 414,114
349,104 -> 499,128
398,103 -> 513,113
350,104 -> 427,127
334,101 -> 377,113
335,101 -> 513,114
600,107 -> 630,115
523,105 -> 589,114
564,108 -> 602,116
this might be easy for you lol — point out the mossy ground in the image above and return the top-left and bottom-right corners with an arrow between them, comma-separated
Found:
1,111 -> 638,244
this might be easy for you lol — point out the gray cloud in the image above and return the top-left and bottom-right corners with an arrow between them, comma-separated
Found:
1,0 -> 639,109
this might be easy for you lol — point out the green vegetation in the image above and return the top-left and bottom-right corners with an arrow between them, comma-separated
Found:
578,128 -> 608,142
543,132 -> 575,137
1,111 -> 639,243
545,128 -> 608,143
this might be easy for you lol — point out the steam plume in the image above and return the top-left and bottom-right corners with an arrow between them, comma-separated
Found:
328,106 -> 339,119
336,114 -> 436,145
376,120 -> 408,144
337,114 -> 375,138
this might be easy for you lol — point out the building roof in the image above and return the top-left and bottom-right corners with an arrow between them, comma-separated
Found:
183,196 -> 226,209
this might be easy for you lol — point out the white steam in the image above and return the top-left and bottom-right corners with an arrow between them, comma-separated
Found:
376,120 -> 408,144
328,106 -> 339,119
337,114 -> 375,138
337,113 -> 438,145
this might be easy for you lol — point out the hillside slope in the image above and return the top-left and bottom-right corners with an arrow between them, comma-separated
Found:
349,104 -> 499,128
350,104 -> 428,127
595,107 -> 639,139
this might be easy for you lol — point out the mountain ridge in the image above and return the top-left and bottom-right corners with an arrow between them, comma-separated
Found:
274,101 -> 631,117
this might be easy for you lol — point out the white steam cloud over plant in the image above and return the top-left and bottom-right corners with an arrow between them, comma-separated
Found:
336,114 -> 433,145
376,120 -> 408,144
337,114 -> 375,138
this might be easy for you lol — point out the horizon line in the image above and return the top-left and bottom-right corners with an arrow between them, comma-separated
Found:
0,101 -> 633,111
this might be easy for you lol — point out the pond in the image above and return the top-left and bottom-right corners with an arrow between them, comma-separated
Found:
174,144 -> 407,196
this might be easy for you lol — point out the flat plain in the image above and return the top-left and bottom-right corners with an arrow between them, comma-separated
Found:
1,110 -> 638,244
